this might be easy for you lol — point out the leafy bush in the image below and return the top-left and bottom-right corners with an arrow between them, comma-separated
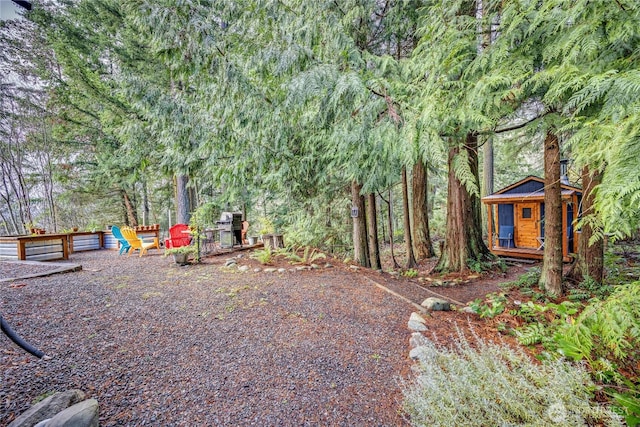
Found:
280,205 -> 352,252
611,388 -> 640,427
403,333 -> 622,426
403,268 -> 419,278
468,293 -> 507,318
567,275 -> 614,302
164,245 -> 198,256
499,267 -> 541,291
510,301 -> 580,346
554,282 -> 640,367
284,246 -> 326,265
467,257 -> 504,273
251,246 -> 274,265
515,322 -> 549,346
553,282 -> 640,424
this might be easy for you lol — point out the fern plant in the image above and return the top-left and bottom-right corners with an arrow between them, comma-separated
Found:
556,281 -> 640,426
511,301 -> 580,347
499,267 -> 541,292
251,246 -> 274,265
554,282 -> 640,369
515,323 -> 548,346
403,268 -> 419,278
284,246 -> 327,265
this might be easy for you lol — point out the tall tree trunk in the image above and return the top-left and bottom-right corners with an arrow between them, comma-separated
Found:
387,189 -> 400,269
436,134 -> 491,273
567,166 -> 604,284
402,166 -> 418,269
351,181 -> 370,267
482,137 -> 494,196
122,190 -> 138,227
482,136 -> 494,236
412,160 -> 435,260
379,193 -> 387,244
176,174 -> 191,224
5,161 -> 32,230
1,173 -> 21,234
188,185 -> 198,217
142,180 -> 150,226
478,0 -> 494,238
44,154 -> 57,232
538,132 -> 563,296
367,192 -> 382,270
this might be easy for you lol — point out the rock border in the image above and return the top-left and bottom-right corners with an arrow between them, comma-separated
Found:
407,297 -> 457,361
8,390 -> 98,427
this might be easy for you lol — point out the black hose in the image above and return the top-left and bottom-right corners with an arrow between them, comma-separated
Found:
0,314 -> 45,359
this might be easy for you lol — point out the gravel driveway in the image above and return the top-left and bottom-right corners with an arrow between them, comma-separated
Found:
1,251 -> 413,426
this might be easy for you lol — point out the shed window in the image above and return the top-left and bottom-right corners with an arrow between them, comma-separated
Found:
522,207 -> 532,219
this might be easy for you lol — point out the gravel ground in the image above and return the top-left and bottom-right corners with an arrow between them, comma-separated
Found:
0,261 -> 63,280
1,251 -> 414,426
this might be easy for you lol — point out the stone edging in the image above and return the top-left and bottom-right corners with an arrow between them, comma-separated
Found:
406,297 -> 468,361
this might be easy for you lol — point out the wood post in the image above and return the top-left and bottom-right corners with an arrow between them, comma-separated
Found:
487,203 -> 493,251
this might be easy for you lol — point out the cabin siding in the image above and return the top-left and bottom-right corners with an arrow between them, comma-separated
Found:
482,175 -> 582,262
503,180 -> 544,195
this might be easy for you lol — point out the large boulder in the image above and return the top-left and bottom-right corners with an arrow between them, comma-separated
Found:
408,312 -> 428,332
46,399 -> 99,427
421,297 -> 451,311
8,390 -> 85,427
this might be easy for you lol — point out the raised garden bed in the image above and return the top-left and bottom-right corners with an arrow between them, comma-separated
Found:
0,234 -> 69,261
68,231 -> 104,253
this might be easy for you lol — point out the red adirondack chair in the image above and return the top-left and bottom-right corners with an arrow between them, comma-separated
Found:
165,223 -> 192,249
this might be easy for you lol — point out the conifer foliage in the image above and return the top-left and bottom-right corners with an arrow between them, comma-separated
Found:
0,0 -> 639,278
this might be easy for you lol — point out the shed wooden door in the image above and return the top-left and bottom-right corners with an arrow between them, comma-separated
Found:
515,202 -> 539,248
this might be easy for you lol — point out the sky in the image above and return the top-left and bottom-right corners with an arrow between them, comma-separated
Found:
0,1 -> 21,21
1,1 -> 27,86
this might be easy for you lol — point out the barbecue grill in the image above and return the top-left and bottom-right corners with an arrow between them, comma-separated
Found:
216,212 -> 243,248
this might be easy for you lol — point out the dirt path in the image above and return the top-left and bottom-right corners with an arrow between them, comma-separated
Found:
2,251 -> 415,426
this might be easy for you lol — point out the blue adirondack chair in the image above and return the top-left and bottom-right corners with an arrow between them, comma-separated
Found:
498,225 -> 515,248
111,225 -> 131,255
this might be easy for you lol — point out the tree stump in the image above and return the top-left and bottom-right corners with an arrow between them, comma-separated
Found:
272,234 -> 284,249
262,234 -> 274,250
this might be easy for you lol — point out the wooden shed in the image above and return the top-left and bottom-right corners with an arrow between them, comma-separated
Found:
482,176 -> 582,262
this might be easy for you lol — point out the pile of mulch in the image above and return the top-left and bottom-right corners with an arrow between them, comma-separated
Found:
2,250 -> 419,426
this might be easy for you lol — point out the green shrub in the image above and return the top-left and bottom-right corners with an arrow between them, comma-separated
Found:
505,300 -> 579,348
403,333 -> 622,426
567,275 -> 614,302
403,268 -> 419,278
499,267 -> 541,291
284,246 -> 327,265
514,322 -> 547,346
611,387 -> 640,427
251,246 -> 274,265
554,282 -> 640,366
468,292 -> 507,318
554,283 -> 640,423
